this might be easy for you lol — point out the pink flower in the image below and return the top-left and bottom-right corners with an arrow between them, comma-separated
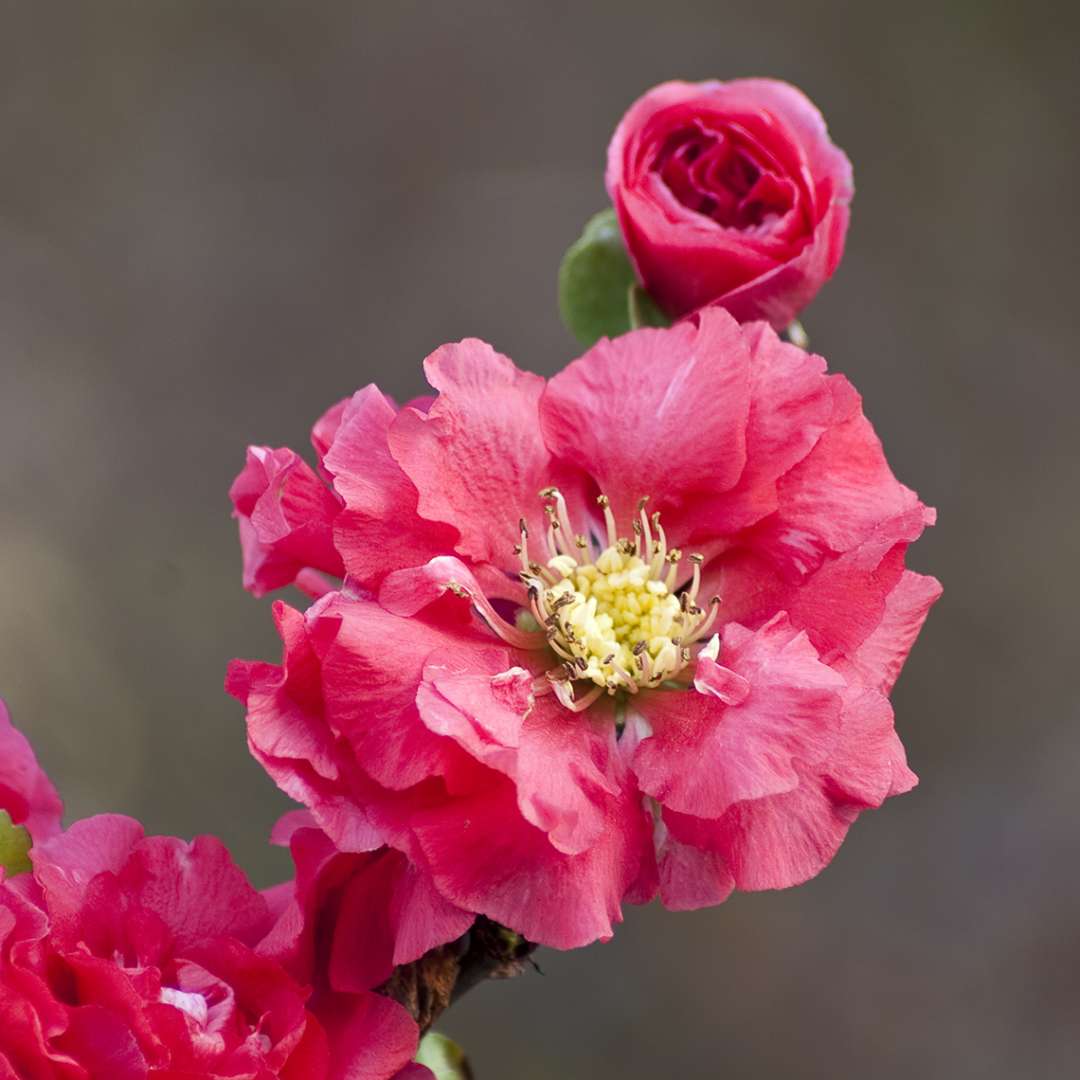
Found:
228,310 -> 939,949
0,698 -> 63,843
0,814 -> 426,1079
261,811 -> 474,999
606,79 -> 853,328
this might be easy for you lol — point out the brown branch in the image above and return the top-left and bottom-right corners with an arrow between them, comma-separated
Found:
377,917 -> 537,1035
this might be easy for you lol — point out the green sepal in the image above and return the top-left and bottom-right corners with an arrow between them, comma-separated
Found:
0,810 -> 33,877
416,1032 -> 471,1079
558,208 -> 638,347
628,283 -> 671,330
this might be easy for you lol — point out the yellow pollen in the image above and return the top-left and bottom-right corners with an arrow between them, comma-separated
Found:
512,488 -> 720,705
542,545 -> 684,690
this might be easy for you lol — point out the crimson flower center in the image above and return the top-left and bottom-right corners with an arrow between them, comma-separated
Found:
654,126 -> 794,230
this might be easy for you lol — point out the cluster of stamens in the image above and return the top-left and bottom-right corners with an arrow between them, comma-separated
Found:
511,489 -> 719,712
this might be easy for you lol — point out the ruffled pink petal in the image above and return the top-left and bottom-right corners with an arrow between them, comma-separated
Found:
416,647 -> 624,856
32,814 -> 145,935
116,834 -> 271,951
0,700 -> 63,840
514,695 -> 623,856
53,1004 -> 146,1080
314,990 -> 422,1080
633,617 -> 843,820
770,375 -> 924,555
415,650 -> 529,776
328,846 -> 473,992
387,340 -> 556,568
230,445 -> 344,597
658,678 -> 914,899
324,386 -> 459,589
728,78 -> 854,208
653,818 -> 735,911
824,687 -> 918,808
229,602 -> 344,785
312,593 -> 490,792
310,396 -> 350,472
413,773 -> 651,949
540,309 -> 751,525
704,508 -> 939,694
665,768 -> 856,892
837,570 -> 943,693
667,321 -> 832,540
264,828 -> 471,995
713,198 -> 850,328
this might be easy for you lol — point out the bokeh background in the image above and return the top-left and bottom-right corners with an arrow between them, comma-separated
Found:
2,2 -> 1077,1076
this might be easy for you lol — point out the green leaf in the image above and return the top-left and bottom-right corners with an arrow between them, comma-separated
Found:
558,208 -> 638,347
628,283 -> 671,330
416,1032 -> 471,1080
0,810 -> 32,877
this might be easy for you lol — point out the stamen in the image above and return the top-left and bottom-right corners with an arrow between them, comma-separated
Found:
637,649 -> 653,682
518,519 -> 531,574
545,515 -> 561,560
558,683 -> 605,713
450,581 -> 548,651
541,487 -> 579,561
544,627 -> 579,663
528,561 -> 558,586
638,497 -> 653,555
688,553 -> 704,604
683,596 -> 722,645
597,494 -> 617,547
664,549 -> 682,591
608,656 -> 639,693
649,512 -> 668,575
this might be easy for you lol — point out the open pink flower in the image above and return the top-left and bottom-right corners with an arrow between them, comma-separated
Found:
228,309 -> 939,948
0,814 -> 425,1079
0,698 -> 62,844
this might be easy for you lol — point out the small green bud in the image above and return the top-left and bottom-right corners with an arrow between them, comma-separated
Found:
0,810 -> 33,877
416,1031 -> 472,1080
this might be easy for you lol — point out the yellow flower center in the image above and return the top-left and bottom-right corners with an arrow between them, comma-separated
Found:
544,546 -> 684,689
516,490 -> 719,710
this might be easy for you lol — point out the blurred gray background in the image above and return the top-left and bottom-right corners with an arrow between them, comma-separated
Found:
2,2 -> 1077,1076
